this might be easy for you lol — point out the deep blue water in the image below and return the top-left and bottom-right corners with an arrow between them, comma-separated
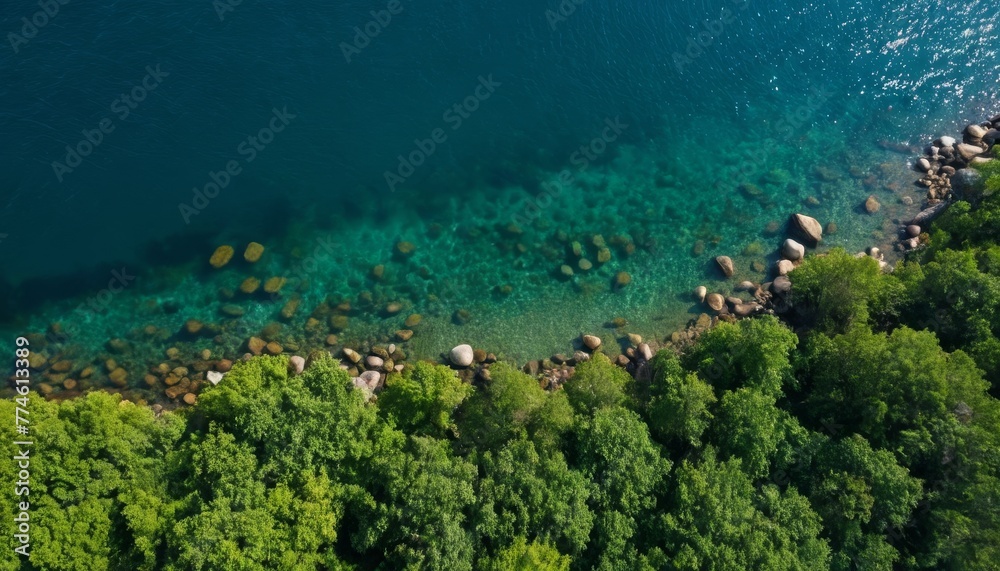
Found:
0,0 -> 998,382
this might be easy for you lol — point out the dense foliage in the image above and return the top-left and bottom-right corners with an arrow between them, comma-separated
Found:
3,181 -> 1000,570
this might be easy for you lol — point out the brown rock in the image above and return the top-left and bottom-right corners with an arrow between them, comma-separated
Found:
50,360 -> 72,373
247,336 -> 266,355
715,256 -> 735,277
243,242 -> 265,263
281,297 -> 301,319
263,277 -> 287,294
614,272 -> 632,288
265,341 -> 283,355
240,277 -> 261,294
371,264 -> 385,280
404,314 -> 423,328
109,367 -> 128,387
342,348 -> 362,364
957,143 -> 983,161
63,378 -> 78,390
395,329 -> 414,341
209,245 -> 235,268
395,241 -> 416,255
865,195 -> 881,213
706,293 -> 725,312
325,334 -> 340,346
185,319 -> 203,335
182,392 -> 198,405
791,213 -> 823,243
216,359 -> 233,372
582,334 -> 602,351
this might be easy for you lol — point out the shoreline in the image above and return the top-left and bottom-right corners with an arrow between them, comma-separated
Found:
6,114 -> 998,409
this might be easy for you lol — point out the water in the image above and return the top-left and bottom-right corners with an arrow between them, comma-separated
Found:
1,0 -> 998,397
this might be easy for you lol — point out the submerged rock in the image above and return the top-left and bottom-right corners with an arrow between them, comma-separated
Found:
582,334 -> 602,351
209,245 -> 234,268
694,286 -> 707,303
865,195 -> 881,213
244,242 -> 265,263
706,293 -> 725,312
715,256 -> 735,278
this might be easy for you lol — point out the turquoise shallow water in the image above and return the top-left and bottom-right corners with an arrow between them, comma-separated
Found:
0,0 -> 998,397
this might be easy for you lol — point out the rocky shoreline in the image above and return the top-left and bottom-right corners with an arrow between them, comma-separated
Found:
9,115 -> 998,410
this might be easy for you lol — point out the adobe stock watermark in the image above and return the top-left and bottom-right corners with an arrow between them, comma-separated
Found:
722,84 -> 834,188
672,0 -> 750,74
383,74 -> 501,193
340,0 -> 405,63
213,0 -> 247,21
545,0 -> 587,30
178,106 -> 296,224
73,267 -> 136,317
7,0 -> 70,54
511,116 -> 628,226
51,65 -> 170,183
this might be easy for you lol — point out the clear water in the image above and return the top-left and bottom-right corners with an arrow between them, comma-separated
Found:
1,0 -> 998,395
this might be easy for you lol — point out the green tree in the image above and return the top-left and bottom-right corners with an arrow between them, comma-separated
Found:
683,315 -> 798,397
480,537 -> 570,571
791,249 -> 905,333
473,438 -> 592,558
458,362 -> 573,452
575,407 -> 671,569
646,352 -> 716,448
660,447 -> 830,570
378,361 -> 473,437
563,353 -> 632,415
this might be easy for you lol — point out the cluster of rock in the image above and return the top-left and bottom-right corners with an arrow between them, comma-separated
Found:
339,344 -> 408,401
695,213 -> 821,320
900,117 -> 998,252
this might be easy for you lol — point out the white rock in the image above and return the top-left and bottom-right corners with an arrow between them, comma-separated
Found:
638,343 -> 653,361
360,370 -> 381,389
365,355 -> 384,369
450,344 -> 474,367
289,355 -> 306,375
781,239 -> 805,261
937,135 -> 956,147
207,371 -> 225,385
694,286 -> 707,303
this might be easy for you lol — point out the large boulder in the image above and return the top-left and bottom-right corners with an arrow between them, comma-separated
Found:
966,123 -> 988,140
582,334 -> 602,351
706,293 -> 725,312
957,143 -> 984,161
450,344 -> 474,368
776,259 -> 795,276
770,275 -> 792,296
715,256 -> 735,278
791,213 -> 823,243
781,239 -> 805,261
